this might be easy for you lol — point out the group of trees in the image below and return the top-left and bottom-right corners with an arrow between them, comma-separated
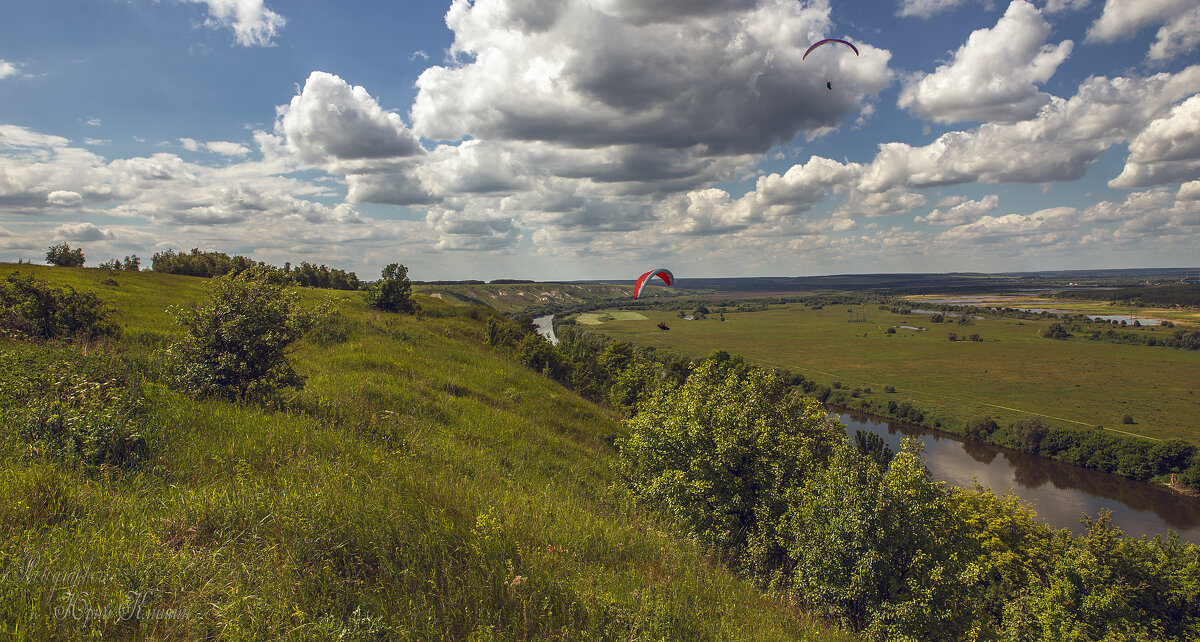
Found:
98,255 -> 141,271
151,248 -> 267,278
285,261 -> 360,290
614,353 -> 1200,639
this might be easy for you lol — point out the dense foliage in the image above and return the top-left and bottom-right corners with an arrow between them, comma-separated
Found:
0,272 -> 118,341
166,267 -> 310,400
620,358 -> 838,571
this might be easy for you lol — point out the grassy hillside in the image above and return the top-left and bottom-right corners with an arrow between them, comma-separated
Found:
0,264 -> 850,640
573,302 -> 1200,443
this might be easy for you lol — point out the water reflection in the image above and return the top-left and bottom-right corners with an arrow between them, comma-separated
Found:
840,410 -> 1200,543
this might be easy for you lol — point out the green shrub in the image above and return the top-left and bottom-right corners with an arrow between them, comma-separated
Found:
965,416 -> 999,439
0,272 -> 118,341
166,267 -> 309,400
1042,323 -> 1071,339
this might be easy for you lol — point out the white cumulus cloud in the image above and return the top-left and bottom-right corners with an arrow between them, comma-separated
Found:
864,65 -> 1200,192
54,222 -> 114,242
1110,94 -> 1200,188
899,1 -> 1072,124
1085,0 -> 1198,61
277,71 -> 424,167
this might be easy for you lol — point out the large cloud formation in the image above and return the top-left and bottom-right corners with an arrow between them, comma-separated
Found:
899,1 -> 1073,124
274,0 -> 891,251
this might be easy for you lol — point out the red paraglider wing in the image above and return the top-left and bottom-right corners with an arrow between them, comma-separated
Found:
802,38 -> 859,60
633,268 -> 674,299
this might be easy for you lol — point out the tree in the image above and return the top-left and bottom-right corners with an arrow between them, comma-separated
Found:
364,263 -> 417,313
783,440 -> 982,639
618,359 -> 839,567
965,416 -> 999,440
167,267 -> 309,400
45,243 -> 85,267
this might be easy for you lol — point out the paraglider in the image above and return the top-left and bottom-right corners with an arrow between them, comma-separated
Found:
803,38 -> 859,91
633,268 -> 674,300
802,38 -> 859,60
657,322 -> 670,331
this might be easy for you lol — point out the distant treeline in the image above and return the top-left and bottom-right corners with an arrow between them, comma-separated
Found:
413,280 -> 486,285
1058,282 -> 1200,307
151,249 -> 360,290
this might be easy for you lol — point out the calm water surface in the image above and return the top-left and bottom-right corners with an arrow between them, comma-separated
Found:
534,314 -> 558,345
840,411 -> 1200,544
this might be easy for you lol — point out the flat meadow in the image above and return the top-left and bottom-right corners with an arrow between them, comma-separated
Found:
576,301 -> 1200,443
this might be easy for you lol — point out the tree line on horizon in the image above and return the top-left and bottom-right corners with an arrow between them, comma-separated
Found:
40,243 -> 363,291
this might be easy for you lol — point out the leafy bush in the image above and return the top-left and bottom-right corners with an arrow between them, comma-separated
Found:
784,441 -> 980,638
0,272 -> 118,341
1000,417 -> 1048,453
964,416 -> 999,439
364,263 -> 418,313
45,243 -> 85,267
618,358 -> 838,567
166,267 -> 309,400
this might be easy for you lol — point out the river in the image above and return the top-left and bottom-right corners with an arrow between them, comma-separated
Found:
839,410 -> 1200,544
534,314 -> 558,345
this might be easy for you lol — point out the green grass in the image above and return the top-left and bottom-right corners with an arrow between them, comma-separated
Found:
577,303 -> 1200,443
0,265 -> 852,640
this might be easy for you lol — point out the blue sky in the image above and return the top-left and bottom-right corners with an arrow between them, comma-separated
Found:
1,0 -> 1198,280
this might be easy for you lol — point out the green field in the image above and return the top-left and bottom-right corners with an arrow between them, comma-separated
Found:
577,311 -> 649,324
0,264 -> 849,640
577,303 -> 1200,443
415,282 -> 681,314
